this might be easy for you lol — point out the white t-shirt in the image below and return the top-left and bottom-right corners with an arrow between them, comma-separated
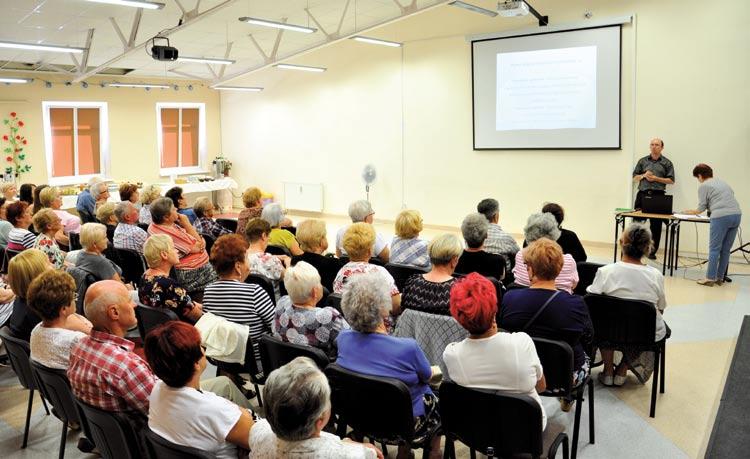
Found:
29,324 -> 86,370
148,381 -> 242,459
249,418 -> 377,459
586,261 -> 667,341
336,225 -> 388,258
443,332 -> 546,430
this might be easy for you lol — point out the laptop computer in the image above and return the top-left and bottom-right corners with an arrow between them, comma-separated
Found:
641,194 -> 673,215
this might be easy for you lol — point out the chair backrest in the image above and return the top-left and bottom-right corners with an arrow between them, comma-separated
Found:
484,276 -> 505,306
325,363 -> 415,441
137,223 -> 150,232
67,266 -> 97,315
259,335 -> 330,375
135,304 -> 179,339
266,245 -> 291,256
0,327 -> 36,390
78,209 -> 96,224
584,293 -> 657,347
1,247 -> 23,274
531,337 -> 574,396
385,262 -> 429,292
68,232 -> 82,250
339,256 -> 384,267
439,381 -> 544,457
245,274 -> 276,306
326,293 -> 342,312
114,248 -> 147,286
574,262 -> 604,296
144,427 -> 216,459
75,399 -> 142,459
393,309 -> 468,368
201,233 -> 215,255
216,218 -> 237,233
30,360 -> 91,438
208,332 -> 265,384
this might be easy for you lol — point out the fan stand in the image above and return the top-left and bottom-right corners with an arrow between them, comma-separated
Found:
366,184 -> 370,202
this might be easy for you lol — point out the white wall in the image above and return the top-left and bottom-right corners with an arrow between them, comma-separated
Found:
221,0 -> 749,251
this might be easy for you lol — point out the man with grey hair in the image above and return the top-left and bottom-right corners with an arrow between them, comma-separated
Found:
248,357 -> 380,458
454,213 -> 505,280
76,176 -> 106,220
477,198 -> 520,273
113,201 -> 148,254
335,200 -> 390,263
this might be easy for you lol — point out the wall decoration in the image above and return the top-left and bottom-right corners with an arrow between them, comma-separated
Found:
2,111 -> 31,178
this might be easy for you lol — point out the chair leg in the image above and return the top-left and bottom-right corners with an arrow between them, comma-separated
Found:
469,448 -> 477,459
421,440 -> 431,459
650,349 -> 660,418
58,423 -> 68,459
571,388 -> 583,459
380,442 -> 388,457
443,436 -> 455,459
40,391 -> 50,415
22,389 -> 33,448
563,435 -> 570,459
254,383 -> 263,407
660,343 -> 666,394
588,379 -> 595,444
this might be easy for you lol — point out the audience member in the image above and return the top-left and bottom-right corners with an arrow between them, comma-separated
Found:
292,219 -> 343,292
476,198 -> 520,272
245,218 -> 290,299
274,261 -> 349,359
390,209 -> 430,269
335,200 -> 390,263
513,213 -> 579,293
401,234 -> 461,316
0,199 -> 12,247
32,184 -> 48,215
19,183 -> 35,207
32,209 -> 66,269
443,273 -> 546,429
0,182 -> 17,201
587,223 -> 667,386
6,201 -> 35,250
536,203 -> 587,262
40,186 -> 81,235
193,197 -> 232,238
113,201 -> 148,254
249,357 -> 380,458
139,184 -> 161,225
118,183 -> 140,206
262,203 -> 303,256
75,177 -> 103,219
165,186 -> 197,224
454,213 -> 505,280
236,186 -> 263,234
91,182 -> 110,209
96,202 -> 117,241
76,223 -> 124,282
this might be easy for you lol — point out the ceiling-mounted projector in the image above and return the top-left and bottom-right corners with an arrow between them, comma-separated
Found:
150,36 -> 178,61
498,1 -> 529,17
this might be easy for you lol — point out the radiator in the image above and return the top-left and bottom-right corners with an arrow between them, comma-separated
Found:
283,182 -> 324,212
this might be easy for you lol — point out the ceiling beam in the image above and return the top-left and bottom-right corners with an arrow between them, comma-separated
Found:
79,29 -> 95,74
217,41 -> 233,79
128,9 -> 143,48
109,17 -> 128,50
169,68 -> 209,81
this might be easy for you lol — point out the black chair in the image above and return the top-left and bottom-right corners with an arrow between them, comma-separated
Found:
246,274 -> 276,306
573,262 -> 604,296
282,225 -> 296,235
326,292 -> 342,312
505,282 -> 529,291
259,334 -> 330,375
1,247 -> 23,274
440,381 -> 569,459
532,337 -> 594,459
385,262 -> 429,292
201,232 -> 216,254
0,328 -> 51,448
209,334 -> 266,407
485,276 -> 505,306
135,304 -> 179,339
75,399 -> 142,459
143,427 -> 216,459
216,218 -> 237,233
78,209 -> 96,224
66,266 -> 97,315
325,363 -> 440,458
584,293 -> 669,418
68,232 -> 82,251
31,361 -> 93,459
114,248 -> 147,286
137,223 -> 150,232
339,255 -> 385,267
266,244 -> 291,256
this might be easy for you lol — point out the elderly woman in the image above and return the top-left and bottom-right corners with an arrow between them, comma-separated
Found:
533,203 -> 587,262
6,201 -> 35,251
587,223 -> 667,386
274,261 -> 349,359
76,223 -> 125,282
292,219 -> 343,292
0,198 -> 14,247
96,202 -> 118,241
32,184 -> 49,215
245,218 -> 290,299
139,184 -> 161,225
165,186 -> 197,224
513,213 -> 579,293
29,270 -> 91,369
500,239 -> 593,410
444,273 -> 546,429
40,186 -> 81,235
193,197 -> 231,238
148,197 -> 216,293
19,183 -> 35,207
118,183 -> 140,206
145,321 -> 255,458
683,164 -> 742,286
139,234 -> 203,323
336,200 -> 389,263
0,182 -> 17,202
401,234 -> 461,316
261,203 -> 303,256
248,357 -> 380,458
236,187 -> 263,235
390,209 -> 430,269
337,273 -> 440,458
32,209 -> 66,269
454,213 -> 505,280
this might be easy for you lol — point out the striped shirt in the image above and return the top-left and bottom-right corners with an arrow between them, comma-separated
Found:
139,205 -> 153,225
148,223 -> 208,270
7,228 -> 36,251
390,237 -> 430,269
202,279 -> 275,349
484,224 -> 520,272
512,250 -> 579,294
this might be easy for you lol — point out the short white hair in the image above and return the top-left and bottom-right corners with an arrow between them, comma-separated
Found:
89,182 -> 107,200
341,272 -> 392,332
284,261 -> 321,303
348,200 -> 373,223
524,212 -> 561,243
261,203 -> 285,227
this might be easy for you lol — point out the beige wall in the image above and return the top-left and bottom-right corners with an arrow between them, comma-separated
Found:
0,75 -> 221,187
221,0 -> 748,249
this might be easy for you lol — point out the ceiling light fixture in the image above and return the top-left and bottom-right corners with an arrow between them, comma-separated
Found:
275,63 -> 326,73
212,86 -> 263,92
447,1 -> 498,17
86,0 -> 165,10
0,77 -> 32,84
105,82 -> 170,89
238,17 -> 317,34
177,56 -> 235,65
351,36 -> 402,48
0,40 -> 85,54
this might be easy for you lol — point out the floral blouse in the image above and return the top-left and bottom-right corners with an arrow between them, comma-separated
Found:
248,251 -> 284,298
33,233 -> 65,269
333,262 -> 400,296
138,272 -> 196,323
274,296 -> 350,360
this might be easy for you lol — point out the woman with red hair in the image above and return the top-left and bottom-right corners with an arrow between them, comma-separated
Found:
443,273 -> 547,429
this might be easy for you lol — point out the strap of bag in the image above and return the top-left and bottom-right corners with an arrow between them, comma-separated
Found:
522,290 -> 560,332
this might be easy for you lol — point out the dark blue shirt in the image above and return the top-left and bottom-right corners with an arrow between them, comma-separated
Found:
178,208 -> 198,225
76,189 -> 95,216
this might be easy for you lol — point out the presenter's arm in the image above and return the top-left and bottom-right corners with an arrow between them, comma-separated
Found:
645,175 -> 674,185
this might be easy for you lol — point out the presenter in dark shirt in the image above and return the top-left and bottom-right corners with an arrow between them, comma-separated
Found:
632,138 -> 675,259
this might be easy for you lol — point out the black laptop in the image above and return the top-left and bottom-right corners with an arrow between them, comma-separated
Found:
641,194 -> 673,215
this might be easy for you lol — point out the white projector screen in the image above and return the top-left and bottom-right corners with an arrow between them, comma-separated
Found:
472,25 -> 621,150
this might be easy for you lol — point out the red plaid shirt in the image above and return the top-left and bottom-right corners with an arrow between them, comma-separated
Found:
68,330 -> 156,415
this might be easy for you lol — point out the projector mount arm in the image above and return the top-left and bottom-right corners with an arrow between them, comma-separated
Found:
522,1 -> 549,27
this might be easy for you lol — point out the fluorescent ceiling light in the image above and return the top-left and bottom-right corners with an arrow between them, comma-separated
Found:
238,17 -> 317,34
351,36 -> 402,48
0,77 -> 32,84
212,86 -> 263,92
177,56 -> 235,65
106,82 -> 170,89
448,1 -> 498,17
275,63 -> 326,73
86,0 -> 165,9
0,40 -> 85,54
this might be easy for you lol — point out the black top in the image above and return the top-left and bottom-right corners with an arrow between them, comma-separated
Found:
556,228 -> 587,262
8,297 -> 40,342
401,274 -> 455,316
454,250 -> 504,280
632,154 -> 675,192
292,252 -> 345,292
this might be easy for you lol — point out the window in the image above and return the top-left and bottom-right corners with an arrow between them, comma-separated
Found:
42,101 -> 109,185
156,103 -> 206,176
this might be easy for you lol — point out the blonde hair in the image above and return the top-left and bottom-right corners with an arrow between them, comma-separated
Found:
80,222 -> 108,250
295,220 -> 327,252
0,182 -> 16,195
144,234 -> 174,268
39,186 -> 60,208
242,187 -> 262,209
32,208 -> 58,233
96,202 -> 116,224
395,209 -> 423,239
428,233 -> 463,266
140,184 -> 162,205
342,222 -> 375,261
7,249 -> 49,300
524,238 -> 564,281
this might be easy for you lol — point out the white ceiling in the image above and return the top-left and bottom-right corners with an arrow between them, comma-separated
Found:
0,0 -> 446,82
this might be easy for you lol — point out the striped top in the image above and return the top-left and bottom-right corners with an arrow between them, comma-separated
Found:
7,228 -> 36,251
390,237 -> 430,269
512,250 -> 579,294
202,279 -> 275,343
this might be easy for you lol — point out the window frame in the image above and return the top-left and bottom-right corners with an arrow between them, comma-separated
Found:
155,102 -> 207,177
41,101 -> 110,186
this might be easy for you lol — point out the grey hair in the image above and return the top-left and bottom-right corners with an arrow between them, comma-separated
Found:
84,285 -> 129,328
461,213 -> 489,249
87,176 -> 104,187
261,203 -> 285,228
89,182 -> 107,200
348,200 -> 373,223
192,197 -> 212,219
476,198 -> 499,222
114,201 -> 134,223
622,223 -> 653,259
263,357 -> 331,441
150,197 -> 174,224
284,261 -> 321,303
341,272 -> 392,332
524,212 -> 561,243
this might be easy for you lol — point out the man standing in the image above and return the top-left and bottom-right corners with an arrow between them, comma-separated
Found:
632,138 -> 675,259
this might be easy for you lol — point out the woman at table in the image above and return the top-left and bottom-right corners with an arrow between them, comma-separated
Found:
682,164 -> 742,286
